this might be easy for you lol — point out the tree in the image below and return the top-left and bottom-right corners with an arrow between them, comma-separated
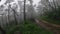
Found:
41,0 -> 60,20
24,0 -> 26,22
28,0 -> 35,19
9,4 -> 18,25
0,26 -> 6,34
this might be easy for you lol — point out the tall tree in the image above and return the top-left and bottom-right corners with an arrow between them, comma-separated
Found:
8,4 -> 10,24
9,4 -> 18,25
41,0 -> 60,20
28,0 -> 35,19
24,0 -> 26,22
0,26 -> 6,34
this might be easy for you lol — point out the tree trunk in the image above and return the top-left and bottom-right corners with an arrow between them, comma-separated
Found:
0,26 -> 6,34
24,0 -> 26,22
9,5 -> 18,25
13,10 -> 18,25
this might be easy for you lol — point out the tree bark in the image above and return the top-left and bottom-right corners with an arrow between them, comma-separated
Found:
0,26 -> 6,34
24,0 -> 26,22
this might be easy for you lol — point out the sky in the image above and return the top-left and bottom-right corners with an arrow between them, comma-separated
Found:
0,0 -> 40,6
0,0 -> 6,6
33,0 -> 41,5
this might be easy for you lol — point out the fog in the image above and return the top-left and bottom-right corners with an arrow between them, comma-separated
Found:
0,0 -> 60,27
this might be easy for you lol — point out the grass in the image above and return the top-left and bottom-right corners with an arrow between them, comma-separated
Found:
6,20 -> 53,34
40,16 -> 60,25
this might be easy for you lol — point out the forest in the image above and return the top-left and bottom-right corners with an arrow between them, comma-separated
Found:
0,0 -> 60,34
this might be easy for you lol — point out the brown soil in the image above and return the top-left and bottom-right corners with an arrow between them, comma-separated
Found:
35,19 -> 60,34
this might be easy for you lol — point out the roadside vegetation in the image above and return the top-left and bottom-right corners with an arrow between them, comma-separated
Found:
6,20 -> 53,34
40,16 -> 60,25
0,0 -> 60,34
39,0 -> 60,25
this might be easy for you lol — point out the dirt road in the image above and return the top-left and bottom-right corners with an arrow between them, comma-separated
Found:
35,19 -> 60,34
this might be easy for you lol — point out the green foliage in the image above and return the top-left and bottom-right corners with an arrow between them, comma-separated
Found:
6,21 -> 53,34
40,16 -> 60,25
44,6 -> 60,20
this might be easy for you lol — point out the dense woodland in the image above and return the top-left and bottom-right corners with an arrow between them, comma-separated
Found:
0,0 -> 60,34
